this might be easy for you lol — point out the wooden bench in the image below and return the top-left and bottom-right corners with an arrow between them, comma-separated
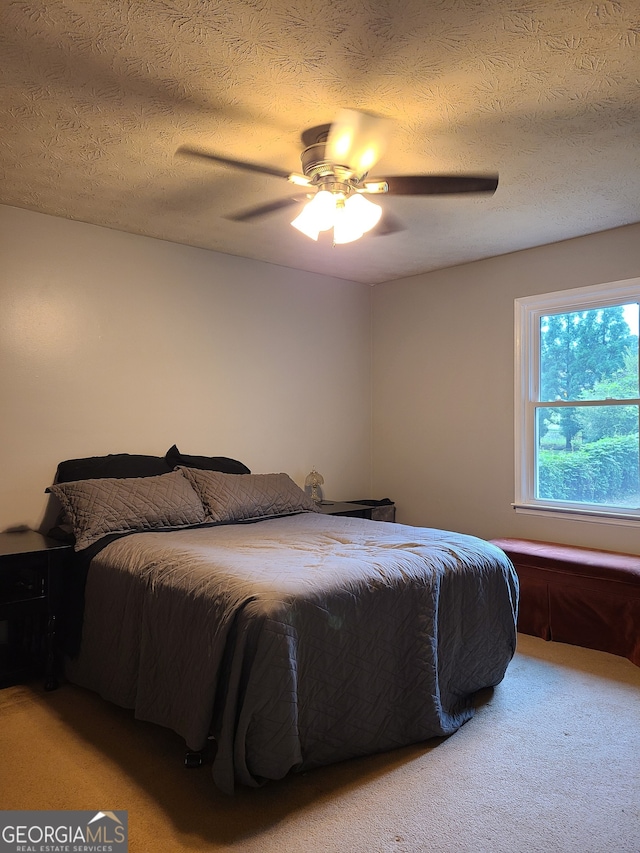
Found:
489,538 -> 640,667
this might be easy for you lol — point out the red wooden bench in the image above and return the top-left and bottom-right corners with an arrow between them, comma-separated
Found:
489,538 -> 640,667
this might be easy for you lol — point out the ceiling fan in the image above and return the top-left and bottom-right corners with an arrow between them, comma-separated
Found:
177,109 -> 498,244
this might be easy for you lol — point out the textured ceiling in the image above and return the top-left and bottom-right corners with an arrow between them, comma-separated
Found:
1,0 -> 639,284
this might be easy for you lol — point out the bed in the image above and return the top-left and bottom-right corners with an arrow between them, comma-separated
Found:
47,448 -> 518,794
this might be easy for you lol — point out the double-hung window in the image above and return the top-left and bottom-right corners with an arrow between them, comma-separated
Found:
515,278 -> 640,524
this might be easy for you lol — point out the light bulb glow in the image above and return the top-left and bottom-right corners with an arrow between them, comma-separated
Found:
291,190 -> 382,244
326,109 -> 392,177
333,204 -> 363,244
291,191 -> 337,239
309,191 -> 338,231
290,207 -> 320,240
344,193 -> 382,233
333,129 -> 354,160
355,145 -> 378,173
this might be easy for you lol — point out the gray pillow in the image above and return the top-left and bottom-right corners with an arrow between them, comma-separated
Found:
177,467 -> 319,523
47,470 -> 206,550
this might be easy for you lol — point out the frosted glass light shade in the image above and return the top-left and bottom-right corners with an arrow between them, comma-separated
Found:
292,190 -> 381,244
333,194 -> 382,244
346,193 -> 382,232
291,191 -> 336,240
333,203 -> 364,244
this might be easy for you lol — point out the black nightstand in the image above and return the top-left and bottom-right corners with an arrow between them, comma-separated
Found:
316,502 -> 375,519
0,531 -> 72,690
317,500 -> 396,521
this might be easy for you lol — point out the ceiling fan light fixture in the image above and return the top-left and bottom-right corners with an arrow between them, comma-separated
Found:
178,109 -> 498,241
332,203 -> 363,244
345,193 -> 382,233
333,194 -> 382,244
291,190 -> 336,239
292,190 -> 381,244
290,209 -> 320,240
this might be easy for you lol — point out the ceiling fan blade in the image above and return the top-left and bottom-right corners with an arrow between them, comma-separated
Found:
368,174 -> 499,196
225,196 -> 305,222
325,109 -> 392,177
176,145 -> 293,180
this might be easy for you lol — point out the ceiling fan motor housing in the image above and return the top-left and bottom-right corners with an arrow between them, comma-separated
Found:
301,143 -> 357,196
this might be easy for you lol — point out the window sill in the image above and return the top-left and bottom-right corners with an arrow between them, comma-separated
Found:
512,503 -> 640,527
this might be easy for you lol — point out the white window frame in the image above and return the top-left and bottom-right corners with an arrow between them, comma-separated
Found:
514,277 -> 640,527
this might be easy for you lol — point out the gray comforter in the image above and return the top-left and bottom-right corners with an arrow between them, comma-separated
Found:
65,513 -> 518,793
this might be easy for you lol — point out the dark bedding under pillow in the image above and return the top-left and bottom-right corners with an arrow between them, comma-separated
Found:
48,449 -> 249,542
54,453 -> 172,483
165,444 -> 250,474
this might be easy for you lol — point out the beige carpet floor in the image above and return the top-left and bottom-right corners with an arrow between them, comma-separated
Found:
1,634 -> 639,853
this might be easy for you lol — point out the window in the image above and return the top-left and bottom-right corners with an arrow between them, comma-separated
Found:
515,278 -> 640,524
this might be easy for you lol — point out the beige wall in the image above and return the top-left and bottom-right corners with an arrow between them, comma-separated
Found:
0,205 -> 372,531
372,223 -> 640,554
4,203 -> 639,552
